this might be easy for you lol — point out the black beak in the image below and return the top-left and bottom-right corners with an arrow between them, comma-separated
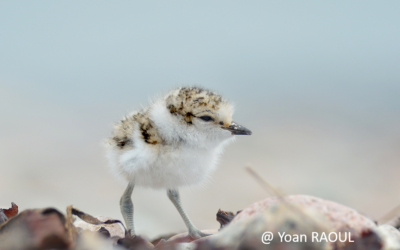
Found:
222,121 -> 252,135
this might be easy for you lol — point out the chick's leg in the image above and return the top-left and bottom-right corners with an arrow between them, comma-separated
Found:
167,189 -> 210,239
120,183 -> 135,236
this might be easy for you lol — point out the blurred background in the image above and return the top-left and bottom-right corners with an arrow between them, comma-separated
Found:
1,1 -> 399,239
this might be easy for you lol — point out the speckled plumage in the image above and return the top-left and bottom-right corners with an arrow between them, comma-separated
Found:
111,109 -> 161,149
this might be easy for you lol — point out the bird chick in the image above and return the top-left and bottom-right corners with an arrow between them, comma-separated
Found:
105,86 -> 251,239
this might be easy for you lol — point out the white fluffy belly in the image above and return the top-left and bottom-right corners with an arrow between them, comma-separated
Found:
114,146 -> 218,189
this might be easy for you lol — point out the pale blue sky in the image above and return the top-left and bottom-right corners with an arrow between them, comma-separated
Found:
1,1 -> 399,122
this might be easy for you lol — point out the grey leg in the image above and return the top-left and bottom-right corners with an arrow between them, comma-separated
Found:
167,189 -> 210,239
120,183 -> 135,236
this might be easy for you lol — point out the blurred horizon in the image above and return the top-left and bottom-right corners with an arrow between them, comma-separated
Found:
1,1 -> 399,238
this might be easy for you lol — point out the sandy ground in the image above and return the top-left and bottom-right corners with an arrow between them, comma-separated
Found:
1,104 -> 399,239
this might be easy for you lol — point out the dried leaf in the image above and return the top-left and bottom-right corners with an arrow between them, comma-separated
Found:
3,202 -> 18,218
0,202 -> 18,225
98,226 -> 111,238
216,209 -> 240,229
71,207 -> 127,236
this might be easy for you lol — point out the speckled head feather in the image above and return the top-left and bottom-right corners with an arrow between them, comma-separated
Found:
165,87 -> 234,128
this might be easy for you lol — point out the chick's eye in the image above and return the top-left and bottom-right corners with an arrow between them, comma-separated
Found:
198,116 -> 214,122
